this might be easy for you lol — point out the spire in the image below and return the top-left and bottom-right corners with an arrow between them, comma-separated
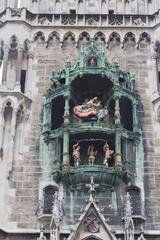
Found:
123,192 -> 135,240
86,176 -> 99,202
137,225 -> 146,240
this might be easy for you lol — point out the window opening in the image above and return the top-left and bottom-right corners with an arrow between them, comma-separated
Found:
51,96 -> 65,130
20,70 -> 26,94
0,60 -> 3,85
109,10 -> 114,14
70,9 -> 76,14
43,186 -> 57,214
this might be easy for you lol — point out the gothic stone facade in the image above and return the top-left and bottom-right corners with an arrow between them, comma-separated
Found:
0,0 -> 160,240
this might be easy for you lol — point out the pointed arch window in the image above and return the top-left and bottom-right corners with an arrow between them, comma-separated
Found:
43,186 -> 58,214
1,102 -> 13,160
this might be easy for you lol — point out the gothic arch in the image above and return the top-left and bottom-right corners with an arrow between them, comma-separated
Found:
33,31 -> 45,42
122,32 -> 136,49
138,32 -> 151,49
82,236 -> 102,240
42,185 -> 58,214
78,32 -> 90,46
1,101 -> 14,161
47,31 -> 60,47
2,99 -> 15,112
62,31 -> 76,47
94,32 -> 106,43
108,32 -> 121,49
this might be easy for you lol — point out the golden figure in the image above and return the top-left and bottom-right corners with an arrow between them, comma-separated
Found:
86,97 -> 102,111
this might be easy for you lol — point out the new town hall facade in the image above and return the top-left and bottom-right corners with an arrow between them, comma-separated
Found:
0,0 -> 160,239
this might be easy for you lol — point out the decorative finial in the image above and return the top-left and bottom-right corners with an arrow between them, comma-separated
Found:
123,192 -> 135,240
66,57 -> 71,68
137,225 -> 146,240
37,225 -> 46,240
125,192 -> 133,218
86,176 -> 99,202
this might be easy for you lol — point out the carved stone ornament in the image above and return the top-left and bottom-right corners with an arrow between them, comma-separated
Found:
84,211 -> 100,233
11,8 -> 22,17
154,41 -> 160,55
38,16 -> 52,25
133,18 -> 145,26
62,16 -> 76,25
86,17 -> 98,25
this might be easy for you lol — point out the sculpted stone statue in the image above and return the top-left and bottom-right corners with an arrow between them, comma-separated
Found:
88,145 -> 97,165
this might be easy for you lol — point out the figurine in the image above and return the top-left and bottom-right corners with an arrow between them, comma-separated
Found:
88,145 -> 97,165
73,97 -> 106,121
103,143 -> 114,167
86,97 -> 102,111
72,143 -> 81,167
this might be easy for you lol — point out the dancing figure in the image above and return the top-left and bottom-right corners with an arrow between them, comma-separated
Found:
88,145 -> 97,165
103,143 -> 114,167
72,143 -> 81,167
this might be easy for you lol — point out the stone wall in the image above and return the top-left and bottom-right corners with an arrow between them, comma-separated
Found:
0,11 -> 160,239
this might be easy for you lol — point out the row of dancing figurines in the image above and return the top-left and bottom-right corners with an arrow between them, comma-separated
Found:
72,142 -> 115,167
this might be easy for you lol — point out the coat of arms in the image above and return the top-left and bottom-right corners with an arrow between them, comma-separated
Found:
84,211 -> 100,233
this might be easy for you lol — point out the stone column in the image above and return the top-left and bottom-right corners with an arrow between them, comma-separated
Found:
62,130 -> 70,174
114,97 -> 121,126
114,97 -> 122,169
26,51 -> 34,96
15,45 -> 23,91
123,0 -> 125,14
0,107 -> 4,152
43,101 -> 51,133
1,45 -> 9,86
132,101 -> 138,132
115,132 -> 122,169
63,94 -> 70,125
151,52 -> 159,97
105,0 -> 108,14
62,94 -> 70,173
64,59 -> 70,125
144,0 -> 148,14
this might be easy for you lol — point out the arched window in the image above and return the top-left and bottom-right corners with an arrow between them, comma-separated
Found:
108,32 -> 121,49
1,102 -> 13,160
43,186 -> 58,214
63,32 -> 75,48
123,32 -> 136,49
